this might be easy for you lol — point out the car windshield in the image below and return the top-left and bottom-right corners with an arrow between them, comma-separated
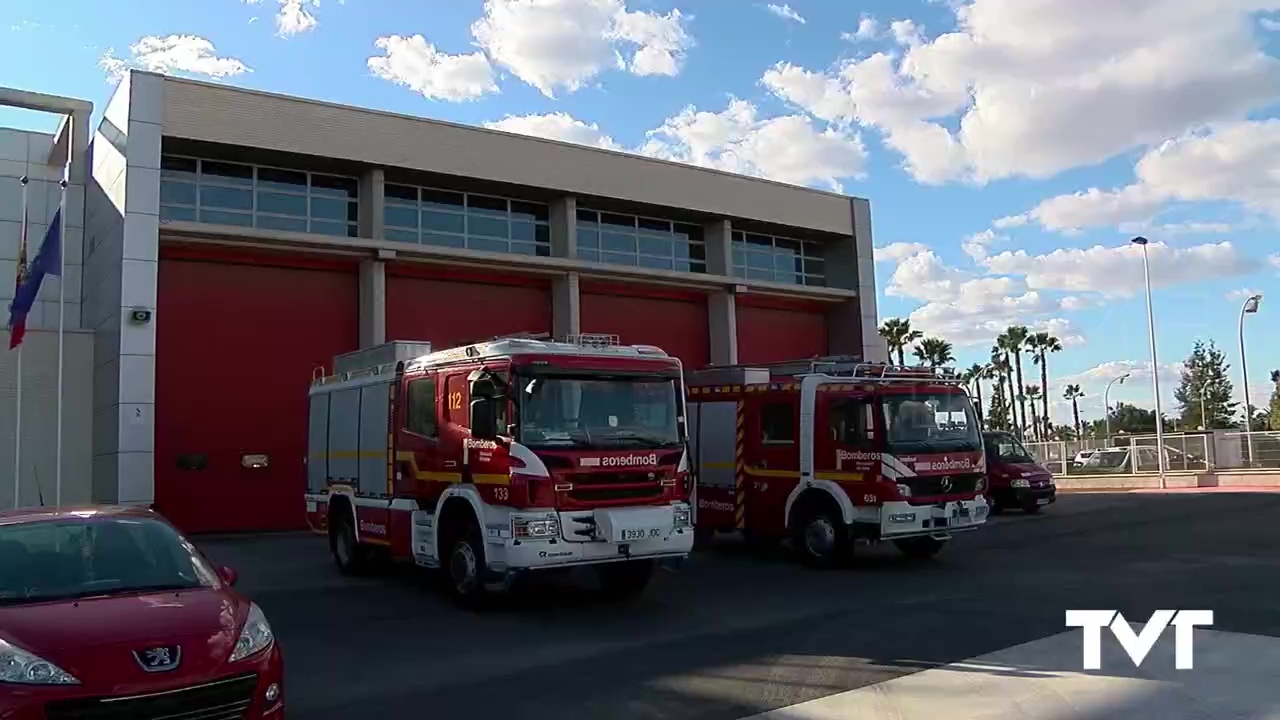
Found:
985,432 -> 1036,464
1087,449 -> 1129,468
517,375 -> 682,449
882,390 -> 981,453
0,515 -> 217,605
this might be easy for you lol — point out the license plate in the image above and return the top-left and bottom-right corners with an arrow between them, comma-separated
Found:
621,528 -> 660,541
1036,498 -> 1051,505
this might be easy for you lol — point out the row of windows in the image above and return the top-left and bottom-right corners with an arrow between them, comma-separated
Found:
732,231 -> 826,287
575,209 -> 707,274
761,399 -> 874,446
404,374 -> 507,436
161,157 -> 827,287
159,156 -> 359,238
383,184 -> 552,257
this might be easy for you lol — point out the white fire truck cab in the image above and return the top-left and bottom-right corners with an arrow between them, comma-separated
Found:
687,358 -> 989,566
305,335 -> 695,604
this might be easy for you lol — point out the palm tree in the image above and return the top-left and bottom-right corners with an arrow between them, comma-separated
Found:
990,347 -> 1014,430
966,363 -> 987,426
1064,384 -> 1085,439
879,318 -> 922,366
912,337 -> 955,367
998,326 -> 1031,438
1025,385 -> 1042,440
1028,331 -> 1063,439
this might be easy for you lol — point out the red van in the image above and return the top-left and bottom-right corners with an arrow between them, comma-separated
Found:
983,430 -> 1056,513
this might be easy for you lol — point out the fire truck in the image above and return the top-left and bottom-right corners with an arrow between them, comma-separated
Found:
686,358 -> 989,565
305,335 -> 695,604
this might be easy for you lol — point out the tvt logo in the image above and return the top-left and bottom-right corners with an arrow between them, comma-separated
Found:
1065,610 -> 1214,669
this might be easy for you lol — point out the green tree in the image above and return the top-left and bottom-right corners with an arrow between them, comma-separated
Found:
879,318 -> 922,366
997,326 -> 1031,438
1025,384 -> 1043,440
1063,384 -> 1085,439
1173,340 -> 1238,429
965,363 -> 987,427
1084,402 -> 1175,437
989,349 -> 1014,431
912,337 -> 955,367
1270,369 -> 1280,431
1028,331 -> 1062,440
987,373 -> 1011,431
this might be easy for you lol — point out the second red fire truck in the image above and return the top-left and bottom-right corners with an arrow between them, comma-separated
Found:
305,335 -> 694,604
687,358 -> 989,565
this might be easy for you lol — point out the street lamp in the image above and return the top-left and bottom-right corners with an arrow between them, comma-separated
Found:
1104,372 -> 1131,442
1239,293 -> 1262,466
1131,236 -> 1167,488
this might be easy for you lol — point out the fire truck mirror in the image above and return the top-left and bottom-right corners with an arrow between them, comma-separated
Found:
470,398 -> 499,440
176,453 -> 208,471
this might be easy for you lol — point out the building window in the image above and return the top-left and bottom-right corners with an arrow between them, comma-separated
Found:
731,230 -> 825,286
383,184 -> 551,257
576,209 -> 707,273
158,156 -> 359,238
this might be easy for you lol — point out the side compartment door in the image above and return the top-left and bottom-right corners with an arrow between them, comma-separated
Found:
821,394 -> 880,507
690,399 -> 739,530
746,394 -> 799,536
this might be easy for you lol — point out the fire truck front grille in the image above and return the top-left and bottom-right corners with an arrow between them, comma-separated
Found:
565,471 -> 662,504
903,473 -> 981,498
44,674 -> 258,720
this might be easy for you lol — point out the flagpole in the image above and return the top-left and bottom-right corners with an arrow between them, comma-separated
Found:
14,176 -> 28,509
55,116 -> 71,508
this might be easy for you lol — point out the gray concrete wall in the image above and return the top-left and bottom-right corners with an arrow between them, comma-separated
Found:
83,72 -> 164,505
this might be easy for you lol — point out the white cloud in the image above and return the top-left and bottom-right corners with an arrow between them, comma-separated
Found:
470,0 -> 692,97
961,228 -> 1005,260
1270,253 -> 1280,271
983,241 -> 1257,297
1019,121 -> 1280,231
1226,288 -> 1264,301
888,19 -> 922,46
480,100 -> 866,191
99,35 -> 250,83
761,0 -> 1280,184
842,16 -> 879,41
873,242 -> 929,263
1118,221 -> 1236,237
1262,17 -> 1280,30
1056,360 -> 1185,388
766,3 -> 805,24
368,35 -> 497,102
485,112 -> 622,149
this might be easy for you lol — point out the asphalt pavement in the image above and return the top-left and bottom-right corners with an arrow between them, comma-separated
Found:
196,492 -> 1280,719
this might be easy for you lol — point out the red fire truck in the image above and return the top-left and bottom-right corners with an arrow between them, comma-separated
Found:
305,335 -> 694,603
687,358 -> 989,565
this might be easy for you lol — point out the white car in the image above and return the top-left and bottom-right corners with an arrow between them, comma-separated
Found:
1070,449 -> 1098,468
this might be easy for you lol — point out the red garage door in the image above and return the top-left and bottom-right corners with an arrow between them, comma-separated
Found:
155,250 -> 359,534
580,283 -> 709,368
737,300 -> 827,364
386,266 -> 551,346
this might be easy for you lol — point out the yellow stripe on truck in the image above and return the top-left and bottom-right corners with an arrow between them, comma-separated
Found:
393,451 -> 510,485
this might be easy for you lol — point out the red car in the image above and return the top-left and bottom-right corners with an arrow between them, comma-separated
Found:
983,430 -> 1057,513
0,505 -> 284,719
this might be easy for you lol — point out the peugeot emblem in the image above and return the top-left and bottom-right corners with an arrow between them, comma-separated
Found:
134,645 -> 181,673
940,476 -> 953,492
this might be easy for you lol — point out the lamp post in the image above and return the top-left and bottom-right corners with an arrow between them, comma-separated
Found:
1239,293 -> 1262,466
1104,372 -> 1131,442
1132,236 -> 1166,488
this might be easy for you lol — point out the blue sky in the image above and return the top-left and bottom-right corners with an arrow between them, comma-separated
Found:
3,0 -> 1278,423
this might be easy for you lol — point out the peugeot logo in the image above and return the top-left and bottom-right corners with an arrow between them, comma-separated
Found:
939,476 -> 953,492
134,645 -> 181,673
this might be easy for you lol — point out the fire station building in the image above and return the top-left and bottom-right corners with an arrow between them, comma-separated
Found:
3,70 -> 883,532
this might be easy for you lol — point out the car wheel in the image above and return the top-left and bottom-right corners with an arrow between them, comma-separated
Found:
894,536 -> 947,560
444,516 -> 489,608
792,506 -> 850,568
330,509 -> 372,575
597,560 -> 656,600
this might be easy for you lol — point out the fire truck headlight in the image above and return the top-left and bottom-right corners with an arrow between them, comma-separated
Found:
229,603 -> 274,663
512,514 -> 560,539
672,505 -> 691,529
975,476 -> 986,493
896,484 -> 912,498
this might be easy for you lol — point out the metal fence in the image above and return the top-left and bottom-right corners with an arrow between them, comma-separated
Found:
1022,431 -> 1280,475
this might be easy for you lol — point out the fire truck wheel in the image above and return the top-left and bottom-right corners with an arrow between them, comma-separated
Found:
597,560 -> 655,600
330,507 -> 372,575
894,536 -> 947,560
792,506 -> 851,568
443,517 -> 488,605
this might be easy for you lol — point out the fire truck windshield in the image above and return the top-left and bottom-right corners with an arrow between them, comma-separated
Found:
882,390 -> 981,453
516,375 -> 682,450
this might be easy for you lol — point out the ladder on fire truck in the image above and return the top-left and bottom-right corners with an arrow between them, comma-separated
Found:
693,356 -> 967,386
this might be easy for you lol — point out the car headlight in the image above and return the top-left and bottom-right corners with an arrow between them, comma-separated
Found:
673,505 -> 691,528
1011,478 -> 1031,489
228,603 -> 274,663
0,638 -> 78,685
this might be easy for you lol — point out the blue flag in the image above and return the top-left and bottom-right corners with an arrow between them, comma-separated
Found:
7,208 -> 62,348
